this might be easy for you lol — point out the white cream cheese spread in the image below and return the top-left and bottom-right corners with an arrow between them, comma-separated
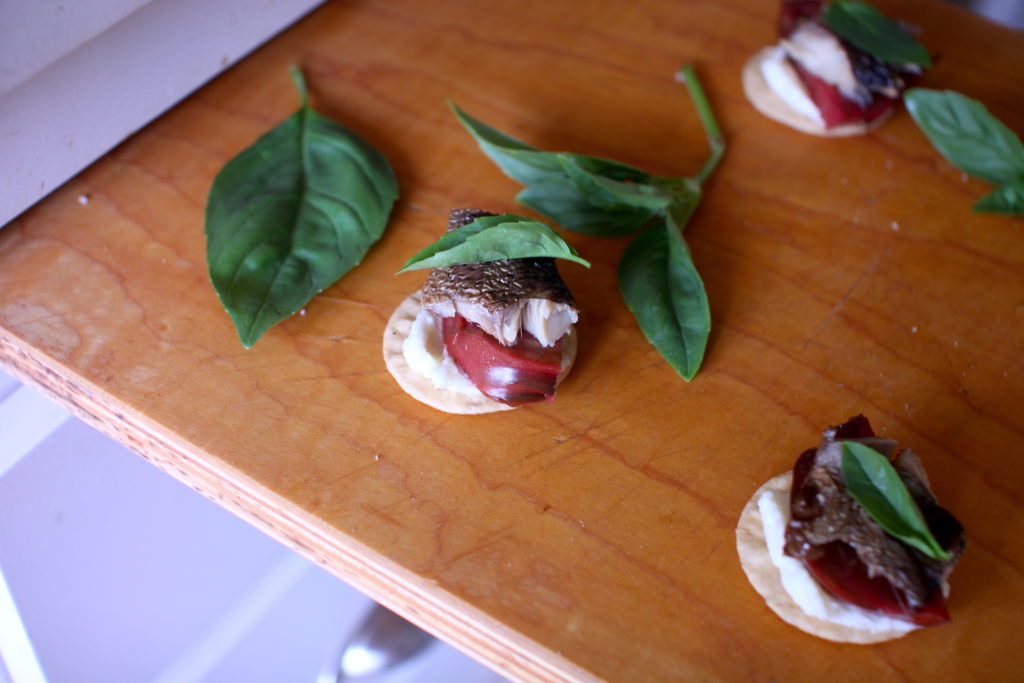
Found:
782,22 -> 866,105
757,488 -> 916,634
758,22 -> 867,127
402,309 -> 481,396
759,45 -> 825,127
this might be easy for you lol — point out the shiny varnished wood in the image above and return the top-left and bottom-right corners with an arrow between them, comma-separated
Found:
1,0 -> 1022,680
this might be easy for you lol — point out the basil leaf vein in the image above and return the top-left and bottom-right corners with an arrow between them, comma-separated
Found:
516,178 -> 654,237
557,155 -> 673,213
841,441 -> 951,560
905,88 -> 1024,187
398,214 -> 590,272
205,66 -> 398,347
823,1 -> 932,67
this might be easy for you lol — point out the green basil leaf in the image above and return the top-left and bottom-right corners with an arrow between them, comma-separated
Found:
449,102 -> 567,186
397,214 -> 590,271
516,179 -> 654,237
450,101 -> 653,187
557,155 -> 672,213
449,103 -> 657,235
206,67 -> 398,347
905,88 -> 1024,185
618,213 -> 710,380
973,180 -> 1024,215
841,442 -> 951,560
823,1 -> 931,67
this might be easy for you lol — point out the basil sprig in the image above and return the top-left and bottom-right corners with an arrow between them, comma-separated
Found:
822,1 -> 931,68
205,67 -> 398,347
451,64 -> 724,380
397,214 -> 590,271
905,88 -> 1024,215
841,442 -> 950,560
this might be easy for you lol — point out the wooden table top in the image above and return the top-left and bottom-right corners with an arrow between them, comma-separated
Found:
2,0 -> 1022,680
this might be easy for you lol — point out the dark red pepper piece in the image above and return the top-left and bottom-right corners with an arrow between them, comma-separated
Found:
441,315 -> 563,406
779,0 -> 823,36
804,542 -> 951,626
790,59 -> 898,128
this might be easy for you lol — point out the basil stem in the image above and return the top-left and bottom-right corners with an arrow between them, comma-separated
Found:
451,64 -> 724,381
205,66 -> 398,347
841,442 -> 951,561
676,64 -> 725,186
397,214 -> 590,272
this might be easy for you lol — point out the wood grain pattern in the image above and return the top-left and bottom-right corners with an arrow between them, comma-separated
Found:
2,0 -> 1022,680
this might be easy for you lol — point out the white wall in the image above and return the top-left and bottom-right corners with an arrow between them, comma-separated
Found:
0,0 -> 324,229
0,370 -> 507,682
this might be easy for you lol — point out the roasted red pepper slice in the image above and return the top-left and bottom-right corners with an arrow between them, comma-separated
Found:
789,59 -> 898,128
804,542 -> 950,626
441,315 -> 563,406
831,414 -> 874,440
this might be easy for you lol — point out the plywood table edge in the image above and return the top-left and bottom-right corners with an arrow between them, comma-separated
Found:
0,330 -> 599,683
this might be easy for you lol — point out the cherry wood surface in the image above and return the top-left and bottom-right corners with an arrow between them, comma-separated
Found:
1,1 -> 1021,680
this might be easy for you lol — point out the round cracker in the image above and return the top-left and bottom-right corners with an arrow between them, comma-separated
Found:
736,472 -> 916,644
741,46 -> 893,138
383,291 -> 577,415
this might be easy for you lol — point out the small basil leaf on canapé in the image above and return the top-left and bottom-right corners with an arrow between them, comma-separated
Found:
841,441 -> 950,560
823,1 -> 932,67
397,214 -> 590,272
